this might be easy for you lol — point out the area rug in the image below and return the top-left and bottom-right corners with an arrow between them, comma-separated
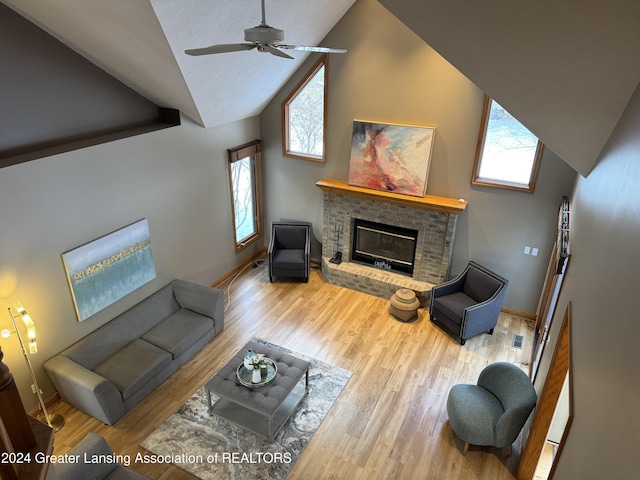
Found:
141,339 -> 352,480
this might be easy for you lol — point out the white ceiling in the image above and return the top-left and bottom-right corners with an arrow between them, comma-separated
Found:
2,0 -> 355,128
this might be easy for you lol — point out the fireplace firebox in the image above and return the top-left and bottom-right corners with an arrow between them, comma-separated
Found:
351,219 -> 418,275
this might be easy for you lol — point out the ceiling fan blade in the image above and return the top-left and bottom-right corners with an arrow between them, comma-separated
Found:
278,44 -> 347,54
185,43 -> 256,56
261,44 -> 294,59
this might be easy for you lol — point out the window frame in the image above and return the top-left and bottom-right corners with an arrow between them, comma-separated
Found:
281,54 -> 328,163
227,140 -> 263,254
471,95 -> 544,193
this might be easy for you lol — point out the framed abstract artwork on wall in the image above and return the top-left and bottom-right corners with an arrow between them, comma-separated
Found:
62,219 -> 156,321
348,120 -> 435,197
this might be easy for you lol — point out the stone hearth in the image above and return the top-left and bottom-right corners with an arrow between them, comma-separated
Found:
316,178 -> 467,306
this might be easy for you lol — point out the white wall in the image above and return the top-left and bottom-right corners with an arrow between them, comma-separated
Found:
0,115 -> 261,410
260,0 -> 576,314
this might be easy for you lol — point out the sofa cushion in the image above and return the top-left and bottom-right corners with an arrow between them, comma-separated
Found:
142,308 -> 214,359
94,339 -> 171,400
271,249 -> 306,270
433,291 -> 478,325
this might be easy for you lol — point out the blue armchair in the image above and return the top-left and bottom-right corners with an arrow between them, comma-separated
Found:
429,261 -> 508,345
447,362 -> 537,455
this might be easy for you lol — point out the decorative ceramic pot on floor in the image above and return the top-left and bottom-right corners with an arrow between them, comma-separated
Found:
252,368 -> 262,383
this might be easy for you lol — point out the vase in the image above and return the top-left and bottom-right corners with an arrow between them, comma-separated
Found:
252,368 -> 262,383
244,350 -> 255,369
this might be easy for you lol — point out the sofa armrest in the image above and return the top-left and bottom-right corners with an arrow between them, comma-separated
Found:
43,356 -> 125,425
172,279 -> 224,333
432,277 -> 465,299
54,433 -> 118,480
54,433 -> 150,480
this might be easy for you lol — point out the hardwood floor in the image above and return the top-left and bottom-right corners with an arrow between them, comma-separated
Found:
533,441 -> 556,479
49,261 -> 534,479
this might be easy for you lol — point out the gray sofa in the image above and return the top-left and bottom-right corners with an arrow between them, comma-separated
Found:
48,433 -> 150,480
44,279 -> 224,425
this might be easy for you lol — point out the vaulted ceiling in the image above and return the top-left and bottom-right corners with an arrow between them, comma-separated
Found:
379,0 -> 640,176
1,0 -> 355,128
3,0 -> 639,177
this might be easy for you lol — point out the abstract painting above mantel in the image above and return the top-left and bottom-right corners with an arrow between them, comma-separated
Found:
61,219 -> 156,321
348,120 -> 435,197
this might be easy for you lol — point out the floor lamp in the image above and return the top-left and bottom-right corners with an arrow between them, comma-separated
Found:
2,302 -> 64,431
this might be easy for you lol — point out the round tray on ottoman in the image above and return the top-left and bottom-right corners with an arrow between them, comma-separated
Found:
236,358 -> 277,388
390,288 -> 420,322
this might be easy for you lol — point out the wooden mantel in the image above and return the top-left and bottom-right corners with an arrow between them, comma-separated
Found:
316,178 -> 468,214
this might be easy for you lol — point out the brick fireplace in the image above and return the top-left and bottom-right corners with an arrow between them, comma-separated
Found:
316,178 -> 468,306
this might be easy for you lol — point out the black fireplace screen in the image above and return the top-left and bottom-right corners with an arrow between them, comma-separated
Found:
351,219 -> 418,275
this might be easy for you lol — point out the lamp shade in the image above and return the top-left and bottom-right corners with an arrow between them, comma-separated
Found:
4,302 -> 64,430
12,301 -> 38,354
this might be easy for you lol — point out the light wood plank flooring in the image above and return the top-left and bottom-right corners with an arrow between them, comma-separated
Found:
48,261 -> 534,479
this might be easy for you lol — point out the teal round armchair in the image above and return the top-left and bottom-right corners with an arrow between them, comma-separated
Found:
447,362 -> 537,455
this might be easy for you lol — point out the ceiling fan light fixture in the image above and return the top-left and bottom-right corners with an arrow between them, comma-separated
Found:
244,26 -> 284,44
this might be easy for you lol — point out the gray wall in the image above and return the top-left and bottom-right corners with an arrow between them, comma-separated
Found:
378,0 -> 640,179
260,0 -> 576,314
0,3 -> 163,160
0,115 -> 261,409
536,83 -> 640,479
0,3 -> 263,409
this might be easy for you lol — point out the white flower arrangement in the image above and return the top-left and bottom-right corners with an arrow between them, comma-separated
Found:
244,353 -> 267,370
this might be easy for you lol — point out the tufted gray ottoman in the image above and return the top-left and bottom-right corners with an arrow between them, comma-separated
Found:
205,341 -> 310,441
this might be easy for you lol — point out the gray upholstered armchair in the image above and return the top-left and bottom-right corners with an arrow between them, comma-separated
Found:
268,222 -> 310,282
429,261 -> 508,345
447,362 -> 537,455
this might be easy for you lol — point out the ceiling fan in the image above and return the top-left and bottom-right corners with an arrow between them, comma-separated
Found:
185,0 -> 347,60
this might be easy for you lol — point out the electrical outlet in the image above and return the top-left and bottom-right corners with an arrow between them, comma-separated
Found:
532,247 -> 539,256
523,246 -> 531,255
